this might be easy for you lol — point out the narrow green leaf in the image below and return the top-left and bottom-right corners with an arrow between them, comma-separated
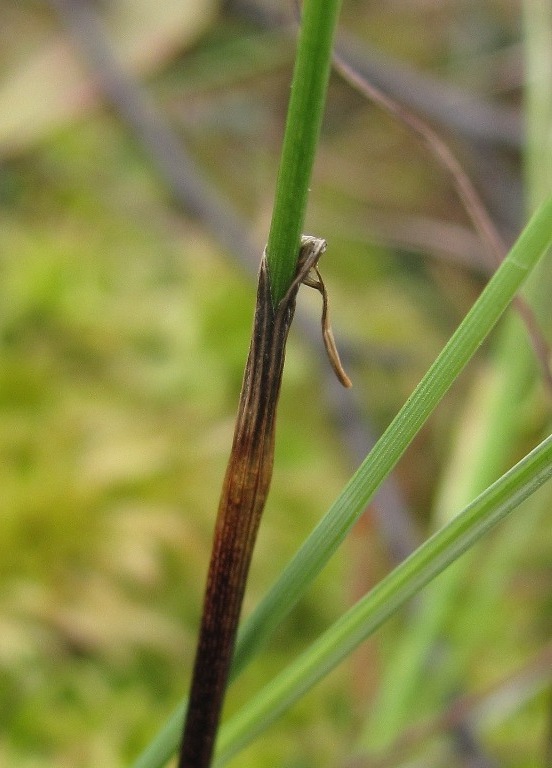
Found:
215,433 -> 552,764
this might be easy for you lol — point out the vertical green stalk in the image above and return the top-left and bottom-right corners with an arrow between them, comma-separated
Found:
265,0 -> 342,305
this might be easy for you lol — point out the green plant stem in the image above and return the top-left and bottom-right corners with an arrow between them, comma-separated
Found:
130,195 -> 552,768
265,0 -> 342,305
214,433 -> 552,765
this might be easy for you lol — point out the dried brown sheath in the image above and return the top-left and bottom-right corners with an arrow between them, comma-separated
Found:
178,237 -> 330,768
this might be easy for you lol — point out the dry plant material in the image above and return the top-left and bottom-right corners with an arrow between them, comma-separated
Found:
332,48 -> 552,392
302,257 -> 352,388
178,236 -> 350,768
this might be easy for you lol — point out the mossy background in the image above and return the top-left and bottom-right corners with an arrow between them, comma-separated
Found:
0,1 -> 551,767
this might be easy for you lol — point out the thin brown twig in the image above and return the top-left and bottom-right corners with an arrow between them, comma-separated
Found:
332,49 -> 552,394
334,30 -> 522,150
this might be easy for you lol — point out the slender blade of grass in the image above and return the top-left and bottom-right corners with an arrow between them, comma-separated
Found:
215,433 -> 552,764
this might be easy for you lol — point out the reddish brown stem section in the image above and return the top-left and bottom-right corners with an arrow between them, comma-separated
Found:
178,239 -> 327,768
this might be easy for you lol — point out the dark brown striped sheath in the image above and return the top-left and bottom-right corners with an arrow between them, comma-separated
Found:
178,236 -> 349,768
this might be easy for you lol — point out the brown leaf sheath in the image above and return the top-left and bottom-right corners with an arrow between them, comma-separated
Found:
178,237 -> 328,768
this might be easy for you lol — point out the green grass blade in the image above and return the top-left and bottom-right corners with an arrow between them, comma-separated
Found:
131,704 -> 187,768
215,433 -> 552,764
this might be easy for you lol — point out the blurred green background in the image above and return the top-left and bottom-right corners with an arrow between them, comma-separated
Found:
1,1 -> 550,766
